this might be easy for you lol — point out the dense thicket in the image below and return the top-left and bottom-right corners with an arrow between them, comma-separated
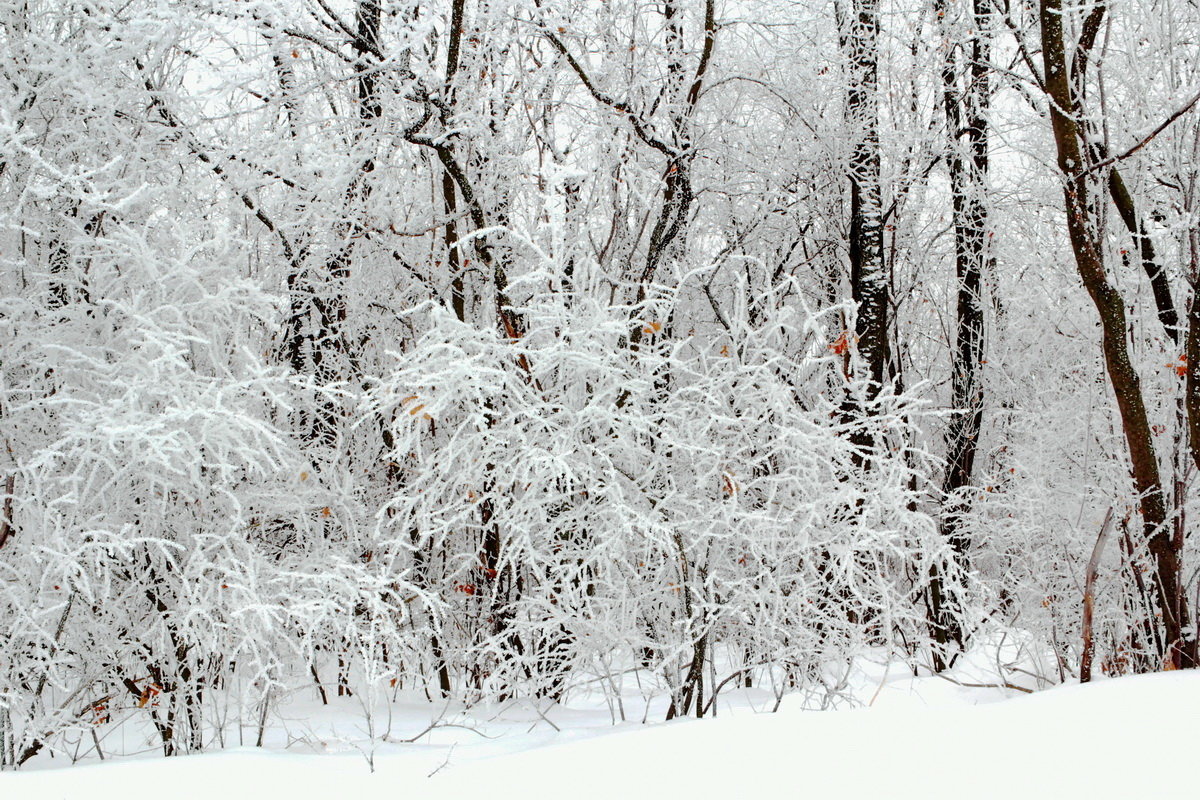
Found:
2,0 -> 1198,765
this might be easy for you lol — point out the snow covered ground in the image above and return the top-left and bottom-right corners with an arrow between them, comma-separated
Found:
4,664 -> 1197,799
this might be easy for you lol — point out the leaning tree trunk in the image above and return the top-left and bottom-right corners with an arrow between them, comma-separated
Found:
1040,0 -> 1191,670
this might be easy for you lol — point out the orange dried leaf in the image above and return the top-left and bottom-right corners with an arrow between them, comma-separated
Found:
829,331 -> 853,356
137,683 -> 162,708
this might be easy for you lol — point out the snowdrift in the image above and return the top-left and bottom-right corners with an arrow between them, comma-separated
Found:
3,671 -> 1196,799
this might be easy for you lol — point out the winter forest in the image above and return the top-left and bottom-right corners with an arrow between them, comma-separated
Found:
2,0 -> 1200,782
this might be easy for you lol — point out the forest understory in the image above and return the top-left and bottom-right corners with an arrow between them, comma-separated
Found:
2,0 -> 1199,778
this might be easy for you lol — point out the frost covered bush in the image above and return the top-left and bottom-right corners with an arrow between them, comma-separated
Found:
366,279 -> 943,710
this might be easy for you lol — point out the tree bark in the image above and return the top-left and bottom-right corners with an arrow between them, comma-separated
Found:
1040,0 -> 1190,669
929,0 -> 991,665
844,0 -> 891,395
1081,509 -> 1114,682
1107,164 -> 1179,343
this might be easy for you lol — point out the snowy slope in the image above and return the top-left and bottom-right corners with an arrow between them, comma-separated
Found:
3,671 -> 1197,799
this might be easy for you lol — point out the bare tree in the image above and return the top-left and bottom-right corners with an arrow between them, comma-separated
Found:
1040,0 -> 1192,669
929,0 -> 993,667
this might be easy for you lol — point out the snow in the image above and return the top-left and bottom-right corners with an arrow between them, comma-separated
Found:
4,669 -> 1197,799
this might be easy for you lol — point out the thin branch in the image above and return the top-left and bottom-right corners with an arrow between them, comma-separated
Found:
1084,86 -> 1200,174
134,60 -> 298,265
536,23 -> 675,156
932,671 -> 1033,694
987,0 -> 1045,91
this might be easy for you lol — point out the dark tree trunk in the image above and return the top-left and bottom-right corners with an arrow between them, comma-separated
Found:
1184,212 -> 1200,667
0,474 -> 14,552
929,0 -> 991,667
1040,0 -> 1191,669
281,0 -> 382,443
844,0 -> 891,395
1107,165 -> 1179,343
1187,235 -> 1200,476
443,0 -> 467,323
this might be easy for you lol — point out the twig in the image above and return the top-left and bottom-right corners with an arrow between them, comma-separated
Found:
700,664 -> 770,716
390,721 -> 497,744
932,671 -> 1033,694
527,701 -> 561,733
426,743 -> 457,777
